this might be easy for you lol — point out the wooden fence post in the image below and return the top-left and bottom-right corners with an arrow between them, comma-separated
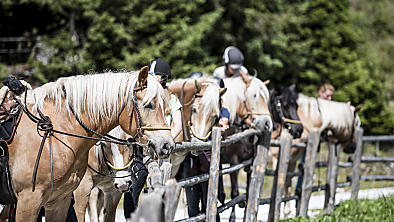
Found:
146,159 -> 163,189
160,162 -> 172,185
351,127 -> 364,199
297,130 -> 320,217
323,143 -> 341,214
206,127 -> 221,222
130,189 -> 164,222
244,130 -> 271,222
164,179 -> 181,222
268,129 -> 292,222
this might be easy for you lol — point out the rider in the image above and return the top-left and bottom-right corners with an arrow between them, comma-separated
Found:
213,46 -> 249,79
318,83 -> 335,100
123,58 -> 182,219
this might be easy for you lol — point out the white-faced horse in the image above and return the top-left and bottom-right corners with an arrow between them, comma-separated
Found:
6,67 -> 174,221
74,126 -> 133,222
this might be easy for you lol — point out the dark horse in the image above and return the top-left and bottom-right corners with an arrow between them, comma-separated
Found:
221,84 -> 303,222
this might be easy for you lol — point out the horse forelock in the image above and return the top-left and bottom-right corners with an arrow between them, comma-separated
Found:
223,77 -> 247,122
27,71 -> 166,126
246,77 -> 270,107
200,82 -> 220,115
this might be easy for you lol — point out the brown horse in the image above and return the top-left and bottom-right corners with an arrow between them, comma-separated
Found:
74,126 -> 132,222
6,67 -> 174,222
167,77 -> 226,177
270,92 -> 361,216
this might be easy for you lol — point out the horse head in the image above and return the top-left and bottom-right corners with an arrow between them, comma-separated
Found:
118,66 -> 175,159
241,73 -> 272,132
339,103 -> 362,153
189,78 -> 226,141
270,84 -> 303,138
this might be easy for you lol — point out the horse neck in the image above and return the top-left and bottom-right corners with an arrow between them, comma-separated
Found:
222,78 -> 246,123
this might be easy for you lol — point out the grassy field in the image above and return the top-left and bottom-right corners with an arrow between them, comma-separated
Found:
281,195 -> 394,222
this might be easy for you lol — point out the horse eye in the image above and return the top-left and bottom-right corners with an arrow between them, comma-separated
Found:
253,94 -> 257,98
192,107 -> 197,113
144,102 -> 153,109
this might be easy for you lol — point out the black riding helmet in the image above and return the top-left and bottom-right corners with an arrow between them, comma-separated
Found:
222,46 -> 244,69
148,58 -> 171,87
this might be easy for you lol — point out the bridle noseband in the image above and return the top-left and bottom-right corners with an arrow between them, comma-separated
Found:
273,97 -> 302,134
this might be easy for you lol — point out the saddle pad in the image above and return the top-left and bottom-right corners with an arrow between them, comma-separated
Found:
0,144 -> 17,205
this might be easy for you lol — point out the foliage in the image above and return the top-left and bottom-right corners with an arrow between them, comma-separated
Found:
282,195 -> 394,222
0,0 -> 393,134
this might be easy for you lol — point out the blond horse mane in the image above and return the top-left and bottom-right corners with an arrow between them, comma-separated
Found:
245,76 -> 270,109
222,77 -> 247,122
25,71 -> 166,126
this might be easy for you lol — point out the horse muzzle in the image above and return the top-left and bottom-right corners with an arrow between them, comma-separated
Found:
148,137 -> 175,159
254,116 -> 273,132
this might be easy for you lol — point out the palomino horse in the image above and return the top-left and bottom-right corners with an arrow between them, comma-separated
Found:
270,92 -> 361,216
6,67 -> 174,222
74,126 -> 132,222
220,74 -> 273,222
167,77 -> 226,177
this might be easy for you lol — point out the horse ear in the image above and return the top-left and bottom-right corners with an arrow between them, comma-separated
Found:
138,66 -> 149,87
347,101 -> 351,106
263,80 -> 270,85
289,84 -> 296,91
354,104 -> 362,113
240,71 -> 251,84
219,88 -> 227,96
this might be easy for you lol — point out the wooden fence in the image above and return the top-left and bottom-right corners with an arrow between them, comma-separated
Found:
130,127 -> 393,222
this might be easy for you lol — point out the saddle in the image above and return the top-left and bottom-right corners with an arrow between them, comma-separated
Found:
0,77 -> 26,205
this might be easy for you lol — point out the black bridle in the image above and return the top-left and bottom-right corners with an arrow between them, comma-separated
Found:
181,80 -> 221,141
273,96 -> 302,135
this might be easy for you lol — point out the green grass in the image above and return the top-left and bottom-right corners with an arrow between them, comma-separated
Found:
281,195 -> 394,222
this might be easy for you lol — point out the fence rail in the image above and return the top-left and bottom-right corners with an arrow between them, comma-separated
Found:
133,128 -> 393,222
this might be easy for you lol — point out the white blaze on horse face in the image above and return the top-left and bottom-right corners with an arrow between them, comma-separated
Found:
108,126 -> 132,192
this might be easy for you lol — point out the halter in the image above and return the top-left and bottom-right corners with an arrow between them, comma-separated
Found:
239,78 -> 271,129
180,79 -> 222,141
128,82 -> 171,139
274,97 -> 302,135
